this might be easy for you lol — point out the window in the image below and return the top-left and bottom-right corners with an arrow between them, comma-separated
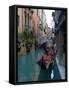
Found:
37,9 -> 38,16
25,11 -> 32,30
29,16 -> 32,30
25,12 -> 28,29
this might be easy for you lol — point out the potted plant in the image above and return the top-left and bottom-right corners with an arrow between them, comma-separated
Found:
23,29 -> 34,52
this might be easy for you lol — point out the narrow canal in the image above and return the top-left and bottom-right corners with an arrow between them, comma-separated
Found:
17,48 -> 61,82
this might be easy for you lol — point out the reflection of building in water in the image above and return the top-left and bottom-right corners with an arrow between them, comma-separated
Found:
52,10 -> 66,67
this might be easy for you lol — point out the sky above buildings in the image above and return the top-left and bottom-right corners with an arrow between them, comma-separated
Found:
44,10 -> 55,28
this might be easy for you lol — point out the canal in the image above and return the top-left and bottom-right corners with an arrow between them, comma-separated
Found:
17,48 -> 61,82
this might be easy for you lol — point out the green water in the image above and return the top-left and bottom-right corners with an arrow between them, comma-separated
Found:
17,48 -> 45,82
17,48 -> 61,82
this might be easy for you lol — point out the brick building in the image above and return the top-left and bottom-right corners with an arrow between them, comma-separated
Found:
17,8 -> 47,55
